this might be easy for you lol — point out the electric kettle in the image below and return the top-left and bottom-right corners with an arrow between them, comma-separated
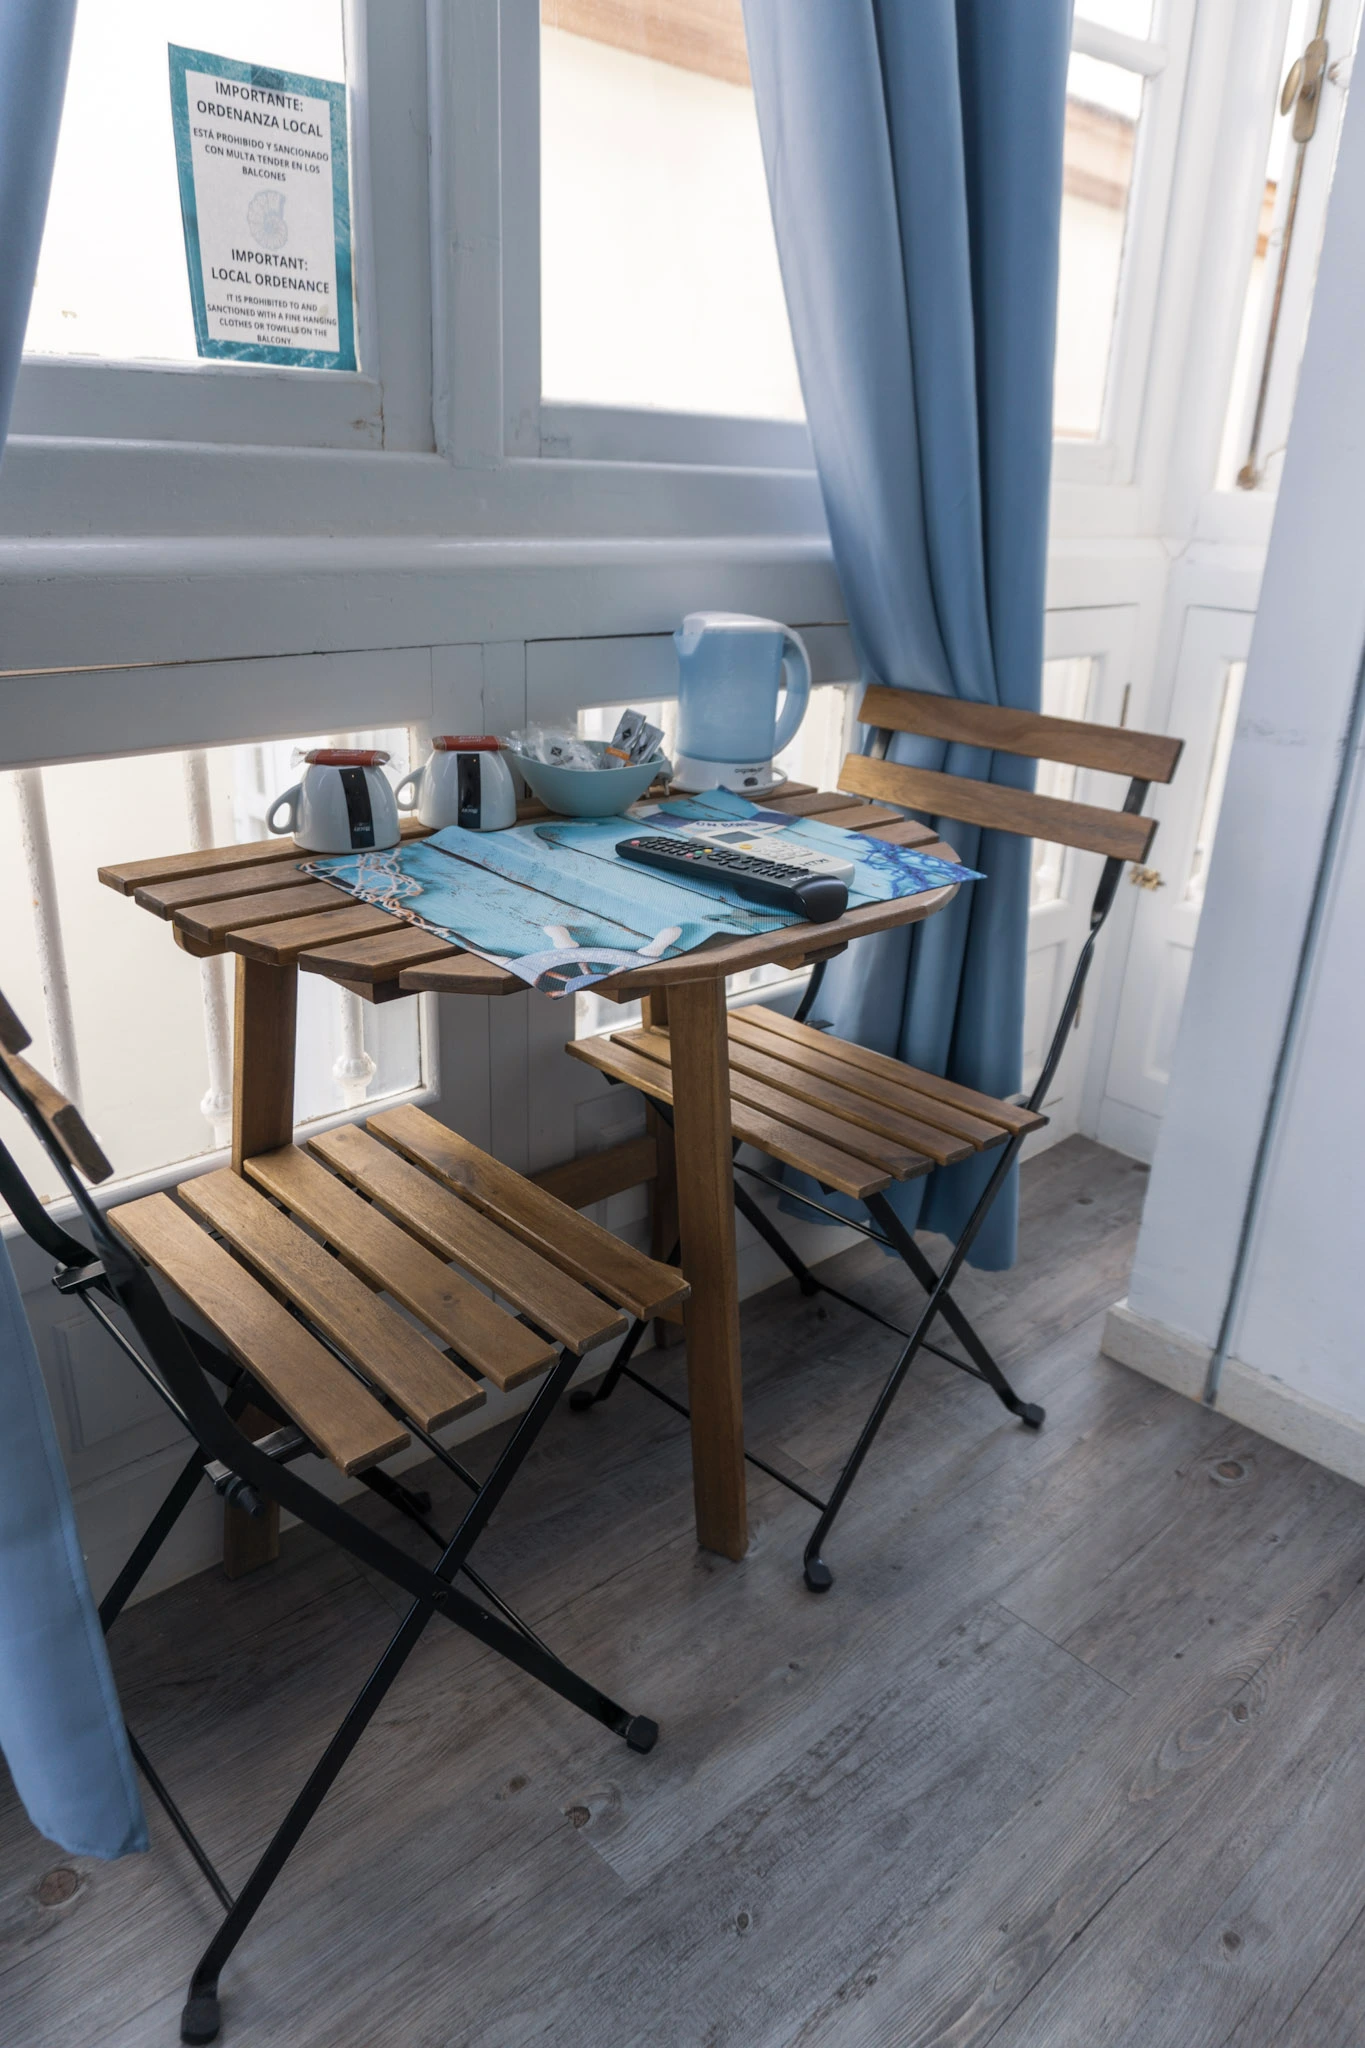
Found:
671,612 -> 811,793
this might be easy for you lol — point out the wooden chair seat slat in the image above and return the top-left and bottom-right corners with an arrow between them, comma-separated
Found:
244,1146 -> 557,1393
724,1012 -> 1010,1149
366,1104 -> 691,1323
737,1006 -> 1047,1136
568,1032 -> 893,1200
858,682 -> 1184,784
108,1192 -> 409,1474
616,1027 -> 934,1179
180,1170 -> 485,1432
839,756 -> 1157,863
174,881 -> 356,946
309,1123 -> 628,1354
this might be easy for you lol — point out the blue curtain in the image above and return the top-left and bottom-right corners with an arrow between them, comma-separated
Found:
743,0 -> 1071,1268
0,0 -> 147,1859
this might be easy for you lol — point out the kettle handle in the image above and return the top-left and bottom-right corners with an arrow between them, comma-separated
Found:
771,627 -> 812,758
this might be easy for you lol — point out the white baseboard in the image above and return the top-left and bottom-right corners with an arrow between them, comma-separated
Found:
1102,1299 -> 1365,1490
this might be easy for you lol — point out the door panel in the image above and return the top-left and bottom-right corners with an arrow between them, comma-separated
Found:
1099,606 -> 1254,1146
1024,605 -> 1140,1148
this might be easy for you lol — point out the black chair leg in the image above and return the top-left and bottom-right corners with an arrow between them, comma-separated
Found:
864,1193 -> 1045,1429
569,1311 -> 651,1410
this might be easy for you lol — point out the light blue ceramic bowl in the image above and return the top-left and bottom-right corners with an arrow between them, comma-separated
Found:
506,743 -> 669,818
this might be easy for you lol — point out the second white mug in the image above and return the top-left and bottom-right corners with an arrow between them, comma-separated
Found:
396,737 -> 517,831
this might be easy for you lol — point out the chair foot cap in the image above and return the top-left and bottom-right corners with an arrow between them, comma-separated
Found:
804,1558 -> 834,1593
1019,1402 -> 1045,1430
625,1715 -> 659,1754
181,1993 -> 221,2045
568,1388 -> 597,1413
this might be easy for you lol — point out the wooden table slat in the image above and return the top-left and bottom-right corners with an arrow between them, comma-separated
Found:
228,902 -> 401,965
175,880 -> 355,947
296,926 -> 459,993
99,817 -> 430,896
244,1146 -> 555,1393
134,861 -> 312,918
109,1192 -> 409,1475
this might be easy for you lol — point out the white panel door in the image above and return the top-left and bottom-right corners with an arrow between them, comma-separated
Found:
1098,605 -> 1255,1156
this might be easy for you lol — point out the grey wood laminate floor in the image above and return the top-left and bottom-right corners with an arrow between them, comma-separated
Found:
6,1137 -> 1365,2048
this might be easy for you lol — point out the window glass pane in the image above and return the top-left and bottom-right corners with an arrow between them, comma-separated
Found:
0,726 -> 420,1209
540,0 -> 803,420
1031,656 -> 1096,906
1056,56 -> 1145,438
24,1 -> 347,365
1075,0 -> 1155,34
1185,660 -> 1245,906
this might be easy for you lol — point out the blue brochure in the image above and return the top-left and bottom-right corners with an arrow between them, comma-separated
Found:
307,792 -> 977,997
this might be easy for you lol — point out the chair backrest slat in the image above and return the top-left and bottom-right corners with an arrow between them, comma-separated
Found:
0,989 -> 30,1055
859,683 -> 1183,785
839,756 -> 1156,863
0,1033 -> 114,1184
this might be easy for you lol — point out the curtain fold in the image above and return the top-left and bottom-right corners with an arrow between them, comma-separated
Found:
0,0 -> 147,1860
743,0 -> 1071,1268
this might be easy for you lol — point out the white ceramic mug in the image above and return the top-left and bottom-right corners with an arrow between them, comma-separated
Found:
395,736 -> 517,831
266,749 -> 402,853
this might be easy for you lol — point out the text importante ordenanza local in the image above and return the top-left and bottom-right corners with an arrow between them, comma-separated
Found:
197,77 -> 332,296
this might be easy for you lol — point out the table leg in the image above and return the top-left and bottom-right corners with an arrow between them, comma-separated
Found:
666,976 -> 748,1560
231,957 -> 297,1173
227,957 -> 297,1573
642,990 -> 682,1352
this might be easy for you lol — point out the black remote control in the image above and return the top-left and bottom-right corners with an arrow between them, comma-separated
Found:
617,834 -> 848,924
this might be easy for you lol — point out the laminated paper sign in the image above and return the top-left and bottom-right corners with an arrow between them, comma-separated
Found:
168,45 -> 355,371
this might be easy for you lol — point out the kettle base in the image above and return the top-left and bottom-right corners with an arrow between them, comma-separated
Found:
669,753 -> 785,796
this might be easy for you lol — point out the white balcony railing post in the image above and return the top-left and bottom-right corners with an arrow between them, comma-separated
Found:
183,751 -> 234,1144
16,767 -> 83,1107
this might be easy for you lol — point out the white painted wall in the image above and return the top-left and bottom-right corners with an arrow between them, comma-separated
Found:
1106,43 -> 1365,1474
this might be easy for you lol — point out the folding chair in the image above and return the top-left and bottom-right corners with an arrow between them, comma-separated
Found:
0,987 -> 687,2044
569,686 -> 1182,1591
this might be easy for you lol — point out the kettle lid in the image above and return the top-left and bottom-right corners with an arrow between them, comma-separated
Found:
675,611 -> 784,656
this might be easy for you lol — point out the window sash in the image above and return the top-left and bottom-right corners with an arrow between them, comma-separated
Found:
12,0 -> 432,454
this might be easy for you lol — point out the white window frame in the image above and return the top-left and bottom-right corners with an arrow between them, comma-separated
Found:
10,0 -> 433,453
0,0 -> 1211,569
1055,3 -> 1198,489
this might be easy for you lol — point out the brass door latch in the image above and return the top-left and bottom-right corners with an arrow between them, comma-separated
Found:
1129,866 -> 1165,891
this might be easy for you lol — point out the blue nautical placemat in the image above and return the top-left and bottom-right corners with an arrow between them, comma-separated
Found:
306,792 -> 976,996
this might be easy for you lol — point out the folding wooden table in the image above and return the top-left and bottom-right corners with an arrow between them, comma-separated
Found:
100,785 -> 960,1561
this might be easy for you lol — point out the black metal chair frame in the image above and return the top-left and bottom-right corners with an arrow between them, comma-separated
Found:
574,765 -> 1154,1593
0,1038 -> 657,2047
